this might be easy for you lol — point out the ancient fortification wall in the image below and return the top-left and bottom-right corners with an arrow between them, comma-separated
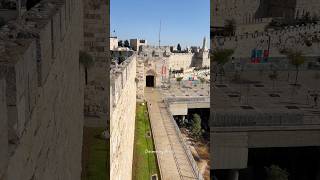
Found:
0,0 -> 84,179
169,53 -> 194,70
83,0 -> 110,127
214,23 -> 320,58
0,79 -> 7,179
110,55 -> 137,180
136,57 -> 145,100
212,0 -> 320,27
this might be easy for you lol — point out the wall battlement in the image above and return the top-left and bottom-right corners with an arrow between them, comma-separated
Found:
0,0 -> 84,179
214,23 -> 320,58
110,54 -> 137,180
110,54 -> 137,114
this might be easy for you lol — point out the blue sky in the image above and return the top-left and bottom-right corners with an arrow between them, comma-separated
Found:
111,0 -> 209,48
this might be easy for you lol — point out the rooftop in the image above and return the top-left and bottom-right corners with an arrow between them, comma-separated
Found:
211,69 -> 320,127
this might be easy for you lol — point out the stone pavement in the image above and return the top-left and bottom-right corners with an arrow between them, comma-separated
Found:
145,88 -> 199,180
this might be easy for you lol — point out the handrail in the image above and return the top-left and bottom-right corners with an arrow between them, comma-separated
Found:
165,103 -> 204,180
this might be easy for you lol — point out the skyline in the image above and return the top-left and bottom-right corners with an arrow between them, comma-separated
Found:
110,0 -> 210,48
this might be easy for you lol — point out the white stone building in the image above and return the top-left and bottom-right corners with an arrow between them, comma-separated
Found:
130,38 -> 147,51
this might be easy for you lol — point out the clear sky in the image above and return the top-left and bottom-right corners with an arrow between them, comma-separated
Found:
111,0 -> 209,48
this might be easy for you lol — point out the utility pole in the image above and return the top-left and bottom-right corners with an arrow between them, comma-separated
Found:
158,20 -> 161,48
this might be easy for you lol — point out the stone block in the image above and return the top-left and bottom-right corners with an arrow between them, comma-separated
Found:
0,79 -> 8,179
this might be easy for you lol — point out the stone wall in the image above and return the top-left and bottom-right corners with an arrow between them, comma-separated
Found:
0,79 -> 8,179
169,53 -> 194,70
136,50 -> 210,100
213,23 -> 320,58
110,55 -> 137,180
136,57 -> 145,100
212,0 -> 320,27
0,0 -> 84,179
83,0 -> 110,127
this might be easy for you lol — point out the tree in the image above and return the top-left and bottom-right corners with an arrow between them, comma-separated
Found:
124,40 -> 130,48
265,165 -> 289,180
176,77 -> 183,87
79,51 -> 94,85
269,70 -> 278,91
118,56 -> 126,64
118,40 -> 123,47
211,49 -> 234,84
224,19 -> 236,36
199,77 -> 206,88
282,49 -> 305,85
302,12 -> 312,23
191,114 -> 202,139
177,43 -> 182,52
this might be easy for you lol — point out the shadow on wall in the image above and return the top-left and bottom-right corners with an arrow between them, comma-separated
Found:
26,0 -> 41,10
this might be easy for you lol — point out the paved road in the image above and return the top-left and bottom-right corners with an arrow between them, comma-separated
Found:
145,88 -> 199,180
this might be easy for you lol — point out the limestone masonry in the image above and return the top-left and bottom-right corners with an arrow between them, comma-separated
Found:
110,55 -> 137,180
212,0 -> 320,28
214,23 -> 320,59
110,37 -> 210,179
0,0 -> 84,179
83,0 -> 110,127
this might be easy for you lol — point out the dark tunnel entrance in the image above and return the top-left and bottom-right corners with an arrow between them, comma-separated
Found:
240,146 -> 320,180
212,146 -> 320,180
146,75 -> 155,87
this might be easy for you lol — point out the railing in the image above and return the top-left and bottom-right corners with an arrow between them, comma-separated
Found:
211,111 -> 305,127
165,103 -> 204,180
165,97 -> 210,103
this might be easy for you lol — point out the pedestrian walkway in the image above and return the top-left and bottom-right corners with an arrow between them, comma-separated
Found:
145,88 -> 199,180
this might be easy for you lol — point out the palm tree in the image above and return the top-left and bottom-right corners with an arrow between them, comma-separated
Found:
282,49 -> 305,85
211,49 -> 234,84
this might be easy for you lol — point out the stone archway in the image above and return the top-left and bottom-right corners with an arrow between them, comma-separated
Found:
146,75 -> 154,87
146,69 -> 156,87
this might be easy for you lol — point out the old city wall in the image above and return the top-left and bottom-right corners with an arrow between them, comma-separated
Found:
202,51 -> 210,67
0,0 -> 84,179
83,0 -> 110,127
212,0 -> 320,27
110,55 -> 137,180
214,23 -> 320,58
211,0 -> 260,27
0,79 -> 8,179
136,57 -> 145,100
169,53 -> 194,70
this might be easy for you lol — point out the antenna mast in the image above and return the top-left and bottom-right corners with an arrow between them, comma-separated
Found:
158,20 -> 161,48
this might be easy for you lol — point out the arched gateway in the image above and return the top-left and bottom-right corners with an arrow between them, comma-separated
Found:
145,69 -> 156,87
